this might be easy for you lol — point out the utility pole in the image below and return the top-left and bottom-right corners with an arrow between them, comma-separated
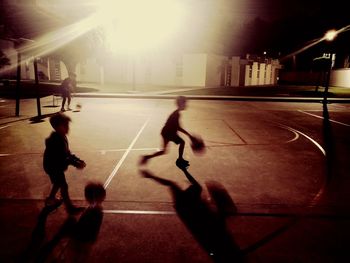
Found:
33,57 -> 41,116
15,52 -> 21,116
323,55 -> 332,103
323,30 -> 337,103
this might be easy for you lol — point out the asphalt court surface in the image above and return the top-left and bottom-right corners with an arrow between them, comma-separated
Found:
1,97 -> 350,262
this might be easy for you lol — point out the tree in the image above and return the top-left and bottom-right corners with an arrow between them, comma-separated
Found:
0,50 -> 10,69
53,27 -> 105,74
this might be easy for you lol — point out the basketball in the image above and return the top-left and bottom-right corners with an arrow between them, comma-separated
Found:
190,135 -> 206,155
76,103 -> 82,110
84,182 -> 106,205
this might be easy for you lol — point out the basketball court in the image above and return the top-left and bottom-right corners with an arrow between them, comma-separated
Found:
1,97 -> 350,262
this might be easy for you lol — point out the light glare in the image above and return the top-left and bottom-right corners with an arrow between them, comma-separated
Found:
325,30 -> 337,41
96,0 -> 186,54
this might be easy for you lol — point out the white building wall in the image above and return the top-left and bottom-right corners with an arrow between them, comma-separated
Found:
251,62 -> 258,85
182,54 -> 207,86
258,63 -> 266,85
21,59 -> 31,79
245,65 -> 251,86
27,60 -> 33,80
330,68 -> 350,88
135,57 -> 151,85
271,60 -> 281,84
265,64 -> 272,84
48,58 -> 61,81
205,54 -> 227,87
103,56 -> 131,84
271,67 -> 276,84
60,61 -> 68,80
150,55 -> 177,86
230,56 -> 240,86
77,58 -> 100,83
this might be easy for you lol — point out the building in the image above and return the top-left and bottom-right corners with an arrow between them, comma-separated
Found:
9,52 -> 279,88
1,38 -> 282,88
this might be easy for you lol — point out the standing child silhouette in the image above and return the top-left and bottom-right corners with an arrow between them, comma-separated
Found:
60,72 -> 76,112
140,96 -> 193,168
43,113 -> 86,214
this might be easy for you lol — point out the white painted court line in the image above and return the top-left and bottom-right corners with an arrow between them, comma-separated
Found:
103,209 -> 175,215
285,130 -> 299,143
0,148 -> 159,157
0,125 -> 10,130
278,124 -> 326,156
278,123 -> 327,206
99,148 -> 159,154
104,118 -> 150,189
145,87 -> 205,95
298,110 -> 350,127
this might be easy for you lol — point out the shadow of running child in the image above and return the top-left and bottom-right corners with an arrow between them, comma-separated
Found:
140,168 -> 243,263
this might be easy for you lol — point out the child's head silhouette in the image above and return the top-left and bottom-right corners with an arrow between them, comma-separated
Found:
176,96 -> 187,110
49,113 -> 71,135
85,182 -> 106,206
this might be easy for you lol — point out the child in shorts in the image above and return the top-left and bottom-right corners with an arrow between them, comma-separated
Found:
140,96 -> 193,168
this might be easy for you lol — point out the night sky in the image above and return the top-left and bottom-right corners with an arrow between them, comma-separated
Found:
216,0 -> 349,56
1,0 -> 349,69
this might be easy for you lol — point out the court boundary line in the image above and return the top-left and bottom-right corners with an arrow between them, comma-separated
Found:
102,209 -> 350,219
103,209 -> 175,215
0,125 -> 10,130
103,118 -> 150,189
277,124 -> 326,156
278,123 -> 328,206
222,119 -> 247,144
298,110 -> 350,127
0,147 -> 159,157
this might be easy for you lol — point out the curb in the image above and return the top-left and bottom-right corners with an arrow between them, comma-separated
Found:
74,93 -> 350,103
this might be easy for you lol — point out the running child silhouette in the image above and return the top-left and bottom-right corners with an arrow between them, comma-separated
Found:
43,113 -> 86,214
140,96 -> 193,169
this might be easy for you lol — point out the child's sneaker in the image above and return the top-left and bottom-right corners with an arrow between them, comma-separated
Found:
182,159 -> 189,164
139,155 -> 149,165
176,158 -> 190,169
45,197 -> 63,207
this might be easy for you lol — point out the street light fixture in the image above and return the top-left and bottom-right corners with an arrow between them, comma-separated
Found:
324,29 -> 337,41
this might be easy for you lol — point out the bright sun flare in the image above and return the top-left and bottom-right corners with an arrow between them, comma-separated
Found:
95,0 -> 186,54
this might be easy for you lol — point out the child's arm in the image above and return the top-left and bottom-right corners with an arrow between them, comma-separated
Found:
178,127 -> 192,138
67,154 -> 86,169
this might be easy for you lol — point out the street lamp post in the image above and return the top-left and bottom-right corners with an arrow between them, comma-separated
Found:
323,30 -> 337,103
15,51 -> 21,117
11,37 -> 38,116
33,57 -> 42,117
323,55 -> 332,103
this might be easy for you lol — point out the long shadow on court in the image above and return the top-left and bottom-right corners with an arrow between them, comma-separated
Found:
18,205 -> 57,262
19,204 -> 103,263
29,112 -> 58,124
322,101 -> 335,185
140,168 -> 243,263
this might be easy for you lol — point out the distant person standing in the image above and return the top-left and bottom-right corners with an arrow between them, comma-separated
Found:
43,113 -> 86,214
60,72 -> 76,112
